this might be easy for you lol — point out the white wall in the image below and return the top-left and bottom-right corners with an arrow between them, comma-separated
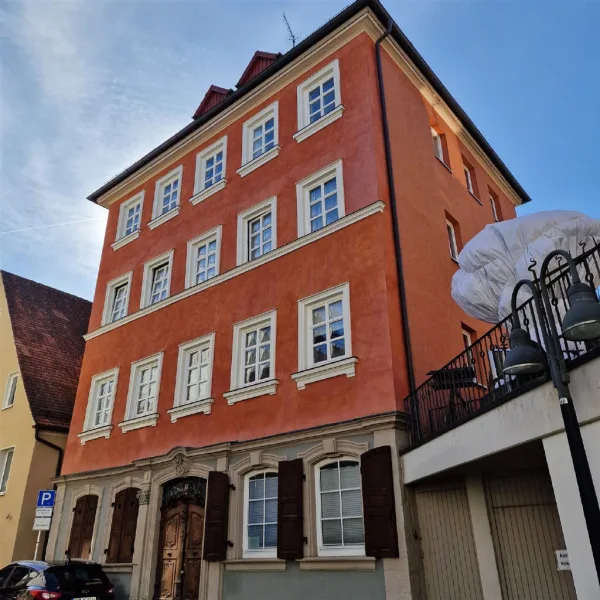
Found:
543,422 -> 600,600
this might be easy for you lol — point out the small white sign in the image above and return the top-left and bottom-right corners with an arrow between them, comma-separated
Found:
36,507 -> 53,518
556,549 -> 570,571
33,516 -> 52,531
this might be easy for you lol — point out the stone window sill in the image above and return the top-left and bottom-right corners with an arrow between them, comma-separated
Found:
469,191 -> 483,205
292,357 -> 357,390
298,557 -> 375,571
168,398 -> 214,422
112,230 -> 140,251
77,425 -> 113,445
118,412 -> 159,433
435,156 -> 452,173
190,180 -> 226,205
293,105 -> 345,143
237,146 -> 280,178
224,379 -> 279,405
224,559 -> 286,572
148,206 -> 181,229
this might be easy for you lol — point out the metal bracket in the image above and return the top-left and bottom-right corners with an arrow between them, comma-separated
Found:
229,484 -> 236,491
227,541 -> 234,548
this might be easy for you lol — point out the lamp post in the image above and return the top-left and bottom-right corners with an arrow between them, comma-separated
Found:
503,249 -> 600,580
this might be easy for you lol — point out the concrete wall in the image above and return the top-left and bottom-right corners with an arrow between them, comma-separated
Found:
222,561 -> 385,600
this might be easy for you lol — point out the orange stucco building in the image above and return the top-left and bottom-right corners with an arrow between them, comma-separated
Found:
48,2 -> 529,599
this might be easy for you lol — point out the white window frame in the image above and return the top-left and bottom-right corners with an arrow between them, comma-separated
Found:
293,282 -> 356,389
446,220 -> 459,261
2,373 -> 18,409
236,197 -> 277,266
432,129 -> 445,163
0,447 -> 15,495
149,166 -> 183,229
102,272 -> 133,325
243,469 -> 278,559
120,352 -> 163,432
314,457 -> 365,557
140,250 -> 174,309
490,194 -> 500,222
462,328 -> 473,350
185,226 -> 222,289
113,192 -> 144,250
294,59 -> 343,143
78,368 -> 119,444
224,310 -> 278,405
463,164 -> 475,195
296,160 -> 345,238
192,136 -> 228,204
169,333 -> 215,422
237,102 -> 279,178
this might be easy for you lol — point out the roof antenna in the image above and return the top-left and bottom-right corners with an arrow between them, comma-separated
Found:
283,13 -> 297,47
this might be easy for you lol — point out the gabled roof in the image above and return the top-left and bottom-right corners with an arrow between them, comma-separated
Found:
88,0 -> 531,205
193,85 -> 232,120
236,51 -> 281,88
1,271 -> 92,431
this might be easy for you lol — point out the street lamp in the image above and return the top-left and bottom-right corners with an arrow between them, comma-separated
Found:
503,249 -> 600,581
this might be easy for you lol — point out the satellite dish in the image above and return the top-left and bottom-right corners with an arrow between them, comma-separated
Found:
451,210 -> 600,324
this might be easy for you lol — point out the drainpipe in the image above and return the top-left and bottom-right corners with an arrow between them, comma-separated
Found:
375,21 -> 417,398
34,425 -> 65,561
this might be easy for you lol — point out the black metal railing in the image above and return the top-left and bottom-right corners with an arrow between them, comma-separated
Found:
404,241 -> 600,446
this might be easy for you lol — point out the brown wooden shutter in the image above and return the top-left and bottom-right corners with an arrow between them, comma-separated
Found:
203,471 -> 230,561
68,495 -> 98,559
361,446 -> 399,558
277,458 -> 304,560
80,494 -> 98,559
107,488 -> 139,563
68,496 -> 87,558
119,488 -> 140,563
106,490 -> 127,563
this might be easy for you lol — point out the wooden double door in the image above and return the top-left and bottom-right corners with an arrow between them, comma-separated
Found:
156,501 -> 204,600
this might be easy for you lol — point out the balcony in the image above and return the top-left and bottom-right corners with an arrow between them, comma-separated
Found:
403,241 -> 600,448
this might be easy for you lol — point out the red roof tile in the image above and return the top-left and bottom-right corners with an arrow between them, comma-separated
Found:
192,85 -> 232,120
2,271 -> 91,430
236,51 -> 280,88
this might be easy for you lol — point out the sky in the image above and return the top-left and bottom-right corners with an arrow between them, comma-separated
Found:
0,0 -> 598,300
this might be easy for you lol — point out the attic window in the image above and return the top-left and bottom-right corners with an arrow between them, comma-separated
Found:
236,51 -> 280,88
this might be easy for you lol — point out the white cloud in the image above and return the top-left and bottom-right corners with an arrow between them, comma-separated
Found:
0,0 -> 208,298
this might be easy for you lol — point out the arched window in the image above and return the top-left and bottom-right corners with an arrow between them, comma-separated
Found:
315,459 -> 364,557
68,494 -> 98,558
107,487 -> 140,563
243,471 -> 278,558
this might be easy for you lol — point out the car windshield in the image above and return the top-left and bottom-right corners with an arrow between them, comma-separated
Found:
45,565 -> 108,589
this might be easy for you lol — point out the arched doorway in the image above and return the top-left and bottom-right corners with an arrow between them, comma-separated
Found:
155,477 -> 206,600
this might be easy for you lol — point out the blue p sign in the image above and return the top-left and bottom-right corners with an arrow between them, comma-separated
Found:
37,490 -> 56,508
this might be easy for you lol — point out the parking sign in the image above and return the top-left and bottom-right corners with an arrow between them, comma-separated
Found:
37,490 -> 56,508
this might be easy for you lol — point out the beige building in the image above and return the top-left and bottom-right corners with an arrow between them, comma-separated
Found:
0,271 -> 90,565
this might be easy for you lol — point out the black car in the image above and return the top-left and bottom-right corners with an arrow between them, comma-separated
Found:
0,561 -> 114,600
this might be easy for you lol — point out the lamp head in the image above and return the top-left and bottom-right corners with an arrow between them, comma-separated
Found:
562,281 -> 600,341
503,327 -> 547,375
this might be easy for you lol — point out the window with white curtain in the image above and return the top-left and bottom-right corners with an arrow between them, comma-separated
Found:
315,459 -> 364,556
244,471 -> 278,557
